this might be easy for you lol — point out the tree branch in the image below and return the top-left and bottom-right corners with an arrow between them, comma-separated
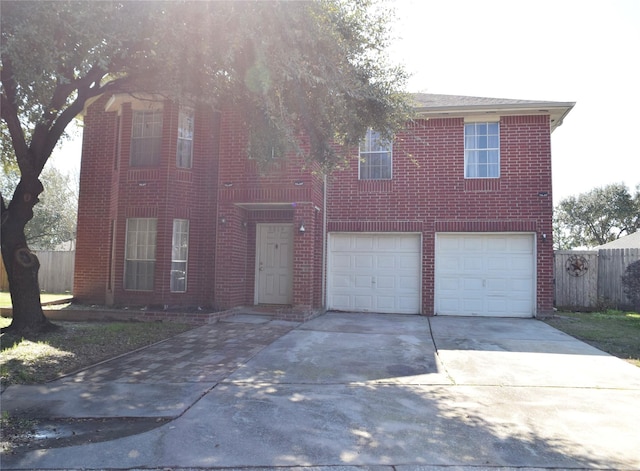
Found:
0,59 -> 32,175
33,66 -> 113,173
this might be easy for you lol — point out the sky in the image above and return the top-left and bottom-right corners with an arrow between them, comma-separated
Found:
51,0 -> 640,205
386,0 -> 640,204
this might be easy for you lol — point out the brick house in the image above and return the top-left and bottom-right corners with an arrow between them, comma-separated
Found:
73,93 -> 573,320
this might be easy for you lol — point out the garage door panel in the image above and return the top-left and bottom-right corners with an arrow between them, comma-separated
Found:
510,278 -> 532,293
328,233 -> 421,314
377,255 -> 396,269
435,233 -> 534,317
463,277 -> 483,290
463,238 -> 483,251
398,275 -> 419,290
440,277 -> 460,291
487,298 -> 508,314
487,257 -> 508,271
511,300 -> 532,315
486,276 -> 509,289
486,238 -> 508,251
398,296 -> 420,311
396,236 -> 421,251
331,254 -> 352,268
331,236 -> 352,251
463,257 -> 484,272
439,256 -> 461,272
510,236 -> 534,252
439,298 -> 460,312
511,255 -> 533,271
376,237 -> 397,250
355,255 -> 373,268
354,275 -> 372,288
463,297 -> 484,313
355,236 -> 375,250
397,255 -> 420,269
377,296 -> 396,310
376,276 -> 396,289
354,295 -> 373,310
331,295 -> 351,310
332,274 -> 351,288
439,238 -> 460,251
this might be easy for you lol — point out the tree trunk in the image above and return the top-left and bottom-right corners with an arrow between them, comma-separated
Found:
1,177 -> 55,334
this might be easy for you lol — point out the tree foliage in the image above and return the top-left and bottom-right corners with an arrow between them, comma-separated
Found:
554,183 -> 640,249
621,259 -> 640,311
1,0 -> 410,332
1,166 -> 77,250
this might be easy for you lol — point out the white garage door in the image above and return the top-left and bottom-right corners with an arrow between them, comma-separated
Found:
328,233 -> 421,314
435,233 -> 535,317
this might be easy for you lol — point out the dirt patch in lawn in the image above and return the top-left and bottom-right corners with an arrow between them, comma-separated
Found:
1,415 -> 170,455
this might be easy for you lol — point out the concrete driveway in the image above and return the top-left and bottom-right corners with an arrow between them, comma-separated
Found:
3,312 -> 640,470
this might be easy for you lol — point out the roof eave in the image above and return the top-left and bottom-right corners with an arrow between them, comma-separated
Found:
414,101 -> 575,133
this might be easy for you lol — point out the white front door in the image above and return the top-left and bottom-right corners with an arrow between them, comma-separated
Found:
435,233 -> 535,317
327,233 -> 421,314
256,224 -> 293,304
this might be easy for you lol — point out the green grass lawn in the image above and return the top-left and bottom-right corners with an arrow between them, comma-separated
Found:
544,310 -> 640,367
0,317 -> 194,387
0,316 -> 194,453
0,292 -> 72,308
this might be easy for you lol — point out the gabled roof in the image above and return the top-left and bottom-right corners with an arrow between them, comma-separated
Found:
411,93 -> 575,132
592,231 -> 640,250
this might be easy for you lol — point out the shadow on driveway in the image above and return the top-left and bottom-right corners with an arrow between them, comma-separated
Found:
2,312 -> 640,469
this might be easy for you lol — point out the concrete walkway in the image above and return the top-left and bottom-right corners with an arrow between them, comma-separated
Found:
2,312 -> 640,470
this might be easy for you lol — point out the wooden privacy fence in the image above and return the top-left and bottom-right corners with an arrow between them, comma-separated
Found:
555,248 -> 640,310
0,250 -> 75,294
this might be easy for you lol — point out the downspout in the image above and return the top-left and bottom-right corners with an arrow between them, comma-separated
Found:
322,174 -> 328,310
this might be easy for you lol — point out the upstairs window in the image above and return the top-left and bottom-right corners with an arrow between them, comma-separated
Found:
359,129 -> 392,180
170,219 -> 189,292
131,110 -> 163,167
176,107 -> 194,168
124,218 -> 157,291
464,122 -> 500,178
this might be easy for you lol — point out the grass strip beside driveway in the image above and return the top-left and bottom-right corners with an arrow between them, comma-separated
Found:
0,318 -> 194,388
544,310 -> 640,367
0,317 -> 194,453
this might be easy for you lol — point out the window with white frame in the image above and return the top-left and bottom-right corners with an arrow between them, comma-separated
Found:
170,219 -> 189,292
464,122 -> 500,178
176,107 -> 194,168
359,129 -> 392,180
131,110 -> 163,167
124,218 -> 157,291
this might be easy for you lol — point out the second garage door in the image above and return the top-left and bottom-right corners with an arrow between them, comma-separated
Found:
435,233 -> 535,317
328,233 -> 421,314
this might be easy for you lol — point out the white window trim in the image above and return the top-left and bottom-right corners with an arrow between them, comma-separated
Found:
124,218 -> 157,291
130,109 -> 163,167
358,129 -> 393,180
464,121 -> 500,179
170,219 -> 189,293
176,106 -> 194,169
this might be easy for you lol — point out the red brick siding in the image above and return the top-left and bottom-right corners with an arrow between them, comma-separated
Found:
74,95 -> 117,303
75,98 -> 221,308
327,115 -> 554,315
214,110 -> 325,309
76,100 -> 554,317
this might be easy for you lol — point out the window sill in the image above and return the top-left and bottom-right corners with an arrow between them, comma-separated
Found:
357,179 -> 393,193
464,178 -> 501,192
